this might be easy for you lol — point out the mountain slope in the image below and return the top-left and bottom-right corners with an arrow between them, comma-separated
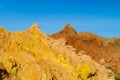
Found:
0,24 -> 115,80
49,24 -> 120,75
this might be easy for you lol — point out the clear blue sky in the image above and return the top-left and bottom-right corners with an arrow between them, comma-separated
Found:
0,0 -> 120,37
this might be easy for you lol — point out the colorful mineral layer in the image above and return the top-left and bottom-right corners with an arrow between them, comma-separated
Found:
0,24 -> 118,80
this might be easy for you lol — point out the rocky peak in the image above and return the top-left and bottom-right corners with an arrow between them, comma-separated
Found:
30,23 -> 39,29
63,24 -> 77,33
28,23 -> 40,31
26,23 -> 44,35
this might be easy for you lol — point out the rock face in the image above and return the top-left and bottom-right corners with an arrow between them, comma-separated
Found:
0,24 -> 115,80
49,24 -> 120,75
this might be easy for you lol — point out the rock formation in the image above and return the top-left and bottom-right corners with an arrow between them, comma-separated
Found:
0,24 -> 115,80
49,24 -> 120,79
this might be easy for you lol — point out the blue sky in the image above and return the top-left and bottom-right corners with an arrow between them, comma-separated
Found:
0,0 -> 120,37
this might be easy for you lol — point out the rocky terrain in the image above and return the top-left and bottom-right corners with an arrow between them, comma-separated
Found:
0,24 -> 116,80
49,24 -> 120,79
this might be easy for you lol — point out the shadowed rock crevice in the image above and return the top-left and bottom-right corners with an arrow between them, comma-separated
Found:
0,68 -> 9,80
0,62 -> 9,80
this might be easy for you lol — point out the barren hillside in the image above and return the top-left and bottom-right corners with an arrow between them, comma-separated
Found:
49,24 -> 120,75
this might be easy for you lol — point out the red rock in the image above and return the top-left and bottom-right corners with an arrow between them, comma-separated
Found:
49,24 -> 120,73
